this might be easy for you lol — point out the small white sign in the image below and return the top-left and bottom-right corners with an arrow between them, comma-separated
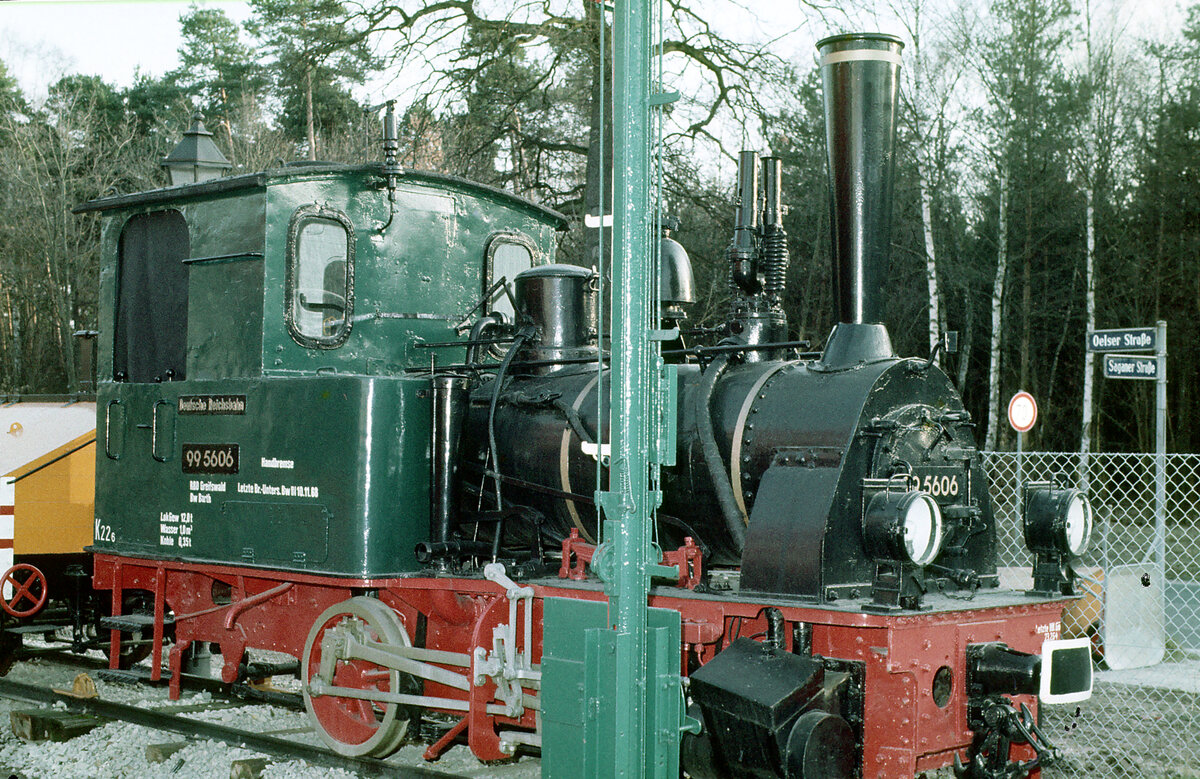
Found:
1039,636 -> 1093,705
1007,391 -> 1037,433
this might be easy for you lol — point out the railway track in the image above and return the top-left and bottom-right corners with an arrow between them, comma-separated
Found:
14,644 -> 309,711
0,653 -> 474,778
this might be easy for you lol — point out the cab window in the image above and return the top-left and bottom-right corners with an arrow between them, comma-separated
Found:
485,233 -> 536,320
115,210 -> 189,382
286,205 -> 353,348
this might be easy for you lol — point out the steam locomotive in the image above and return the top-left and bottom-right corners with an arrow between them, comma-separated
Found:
72,33 -> 1093,778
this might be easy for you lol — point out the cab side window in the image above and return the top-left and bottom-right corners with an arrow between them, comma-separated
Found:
286,206 -> 354,348
485,233 -> 536,320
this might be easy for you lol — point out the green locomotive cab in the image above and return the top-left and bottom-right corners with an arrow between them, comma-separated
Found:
80,164 -> 566,577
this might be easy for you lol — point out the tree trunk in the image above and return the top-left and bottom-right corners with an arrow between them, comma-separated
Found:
583,1 -> 613,272
57,174 -> 76,392
10,302 -> 20,391
957,286 -> 973,389
985,164 -> 1008,451
919,169 -> 941,361
510,112 -> 528,198
1080,183 -> 1096,455
306,68 -> 316,161
1020,185 -> 1032,392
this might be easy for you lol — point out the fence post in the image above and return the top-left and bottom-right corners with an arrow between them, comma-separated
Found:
1155,320 -> 1167,594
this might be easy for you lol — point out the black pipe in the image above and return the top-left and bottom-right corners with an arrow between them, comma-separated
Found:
487,329 -> 533,510
764,608 -> 785,650
662,340 -> 811,359
490,510 -> 507,562
728,150 -> 760,295
415,337 -> 514,350
415,540 -> 495,564
696,354 -> 747,551
429,375 -> 469,555
792,622 -> 813,656
466,315 -> 504,365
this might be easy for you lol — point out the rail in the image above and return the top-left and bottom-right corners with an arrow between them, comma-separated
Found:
0,676 -> 467,778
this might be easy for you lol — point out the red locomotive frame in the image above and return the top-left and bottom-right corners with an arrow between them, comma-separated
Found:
95,546 -> 1055,778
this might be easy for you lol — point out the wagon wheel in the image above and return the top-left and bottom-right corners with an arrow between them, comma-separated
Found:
1,564 -> 48,618
302,597 -> 416,758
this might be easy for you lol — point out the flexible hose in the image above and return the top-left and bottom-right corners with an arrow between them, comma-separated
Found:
695,354 -> 747,551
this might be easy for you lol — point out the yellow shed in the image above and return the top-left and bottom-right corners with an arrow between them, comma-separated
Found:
6,432 -> 96,556
1,399 -> 97,574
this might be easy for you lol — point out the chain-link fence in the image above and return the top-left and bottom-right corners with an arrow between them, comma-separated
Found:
983,452 -> 1200,778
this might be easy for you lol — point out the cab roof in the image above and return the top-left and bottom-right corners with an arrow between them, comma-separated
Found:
74,162 -> 570,229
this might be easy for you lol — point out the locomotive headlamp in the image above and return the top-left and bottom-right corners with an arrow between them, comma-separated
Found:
863,490 -> 944,566
1024,487 -> 1092,558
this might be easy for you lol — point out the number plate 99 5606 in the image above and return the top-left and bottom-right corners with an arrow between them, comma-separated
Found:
182,443 -> 239,474
903,467 -> 964,500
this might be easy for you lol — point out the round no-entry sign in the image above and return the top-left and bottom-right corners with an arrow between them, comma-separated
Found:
1008,391 -> 1037,433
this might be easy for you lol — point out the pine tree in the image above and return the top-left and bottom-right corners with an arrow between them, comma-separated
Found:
170,5 -> 268,149
247,0 -> 378,160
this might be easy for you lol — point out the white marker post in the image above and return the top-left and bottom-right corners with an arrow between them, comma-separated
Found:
1008,391 -> 1038,493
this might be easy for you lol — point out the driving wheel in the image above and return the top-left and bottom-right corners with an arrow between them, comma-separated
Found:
302,596 -> 415,757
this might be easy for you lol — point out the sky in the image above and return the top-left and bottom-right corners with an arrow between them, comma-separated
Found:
0,0 -> 1187,172
0,0 -> 854,106
0,0 -> 822,166
0,0 -> 252,101
1,0 -> 1186,100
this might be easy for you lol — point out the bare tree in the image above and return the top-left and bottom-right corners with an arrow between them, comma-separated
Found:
1075,0 -> 1134,455
960,0 -> 1079,450
348,0 -> 802,190
0,80 -> 157,392
893,0 -> 969,364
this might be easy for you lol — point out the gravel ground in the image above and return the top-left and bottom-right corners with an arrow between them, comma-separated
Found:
1041,678 -> 1200,779
913,679 -> 1200,779
5,645 -> 1197,779
0,647 -> 541,779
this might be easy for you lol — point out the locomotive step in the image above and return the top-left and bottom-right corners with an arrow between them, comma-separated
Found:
99,614 -> 175,631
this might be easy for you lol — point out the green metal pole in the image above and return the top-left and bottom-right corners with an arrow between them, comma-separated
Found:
605,0 -> 655,775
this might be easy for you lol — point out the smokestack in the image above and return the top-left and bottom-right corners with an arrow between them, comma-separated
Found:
817,32 -> 904,369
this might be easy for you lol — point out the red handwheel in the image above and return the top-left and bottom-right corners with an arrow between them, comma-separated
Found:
1,564 -> 48,618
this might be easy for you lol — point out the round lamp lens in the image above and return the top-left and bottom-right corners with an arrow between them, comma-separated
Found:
903,494 -> 943,566
1064,493 -> 1092,556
